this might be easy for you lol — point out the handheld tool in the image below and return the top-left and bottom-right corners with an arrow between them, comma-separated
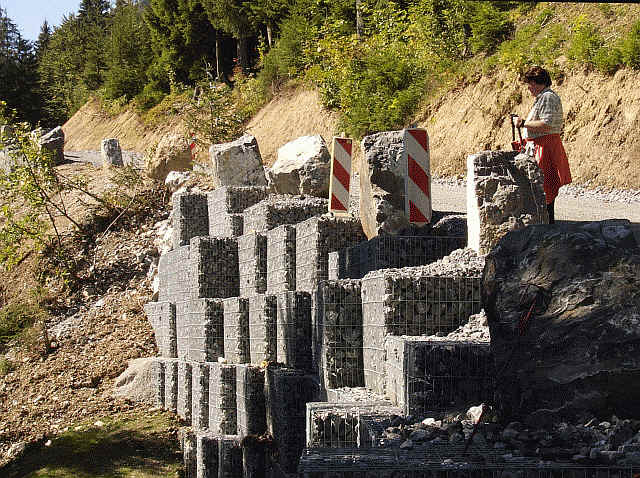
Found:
510,114 -> 526,152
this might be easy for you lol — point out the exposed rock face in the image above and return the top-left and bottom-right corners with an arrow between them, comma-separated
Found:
208,134 -> 267,187
267,135 -> 330,197
145,132 -> 193,182
39,126 -> 65,164
483,220 -> 640,420
467,151 -> 547,255
101,138 -> 123,167
359,131 -> 408,238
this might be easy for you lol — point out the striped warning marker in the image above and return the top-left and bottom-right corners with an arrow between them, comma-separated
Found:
328,136 -> 352,215
189,133 -> 196,158
403,128 -> 432,225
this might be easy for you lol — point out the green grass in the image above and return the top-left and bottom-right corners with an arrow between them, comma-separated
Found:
0,412 -> 183,478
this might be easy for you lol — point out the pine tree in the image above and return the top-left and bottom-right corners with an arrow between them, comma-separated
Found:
0,8 -> 41,125
144,0 -> 218,89
35,21 -> 52,60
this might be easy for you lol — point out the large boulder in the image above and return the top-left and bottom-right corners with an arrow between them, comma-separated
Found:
267,135 -> 330,197
467,150 -> 547,255
39,126 -> 65,164
359,131 -> 408,238
145,132 -> 192,182
483,220 -> 640,420
207,133 -> 267,187
101,138 -> 123,167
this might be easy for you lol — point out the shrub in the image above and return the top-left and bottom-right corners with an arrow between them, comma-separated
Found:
567,17 -> 604,66
620,20 -> 640,69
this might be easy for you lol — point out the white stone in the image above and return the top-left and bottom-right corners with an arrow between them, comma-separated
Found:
208,133 -> 267,187
101,138 -> 123,167
164,170 -> 191,193
267,135 -> 330,197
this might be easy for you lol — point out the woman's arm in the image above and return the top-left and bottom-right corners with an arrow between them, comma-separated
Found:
517,118 -> 553,134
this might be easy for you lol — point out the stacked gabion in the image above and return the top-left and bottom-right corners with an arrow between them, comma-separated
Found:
266,367 -> 319,473
276,291 -> 312,371
143,302 -> 177,357
178,361 -> 193,423
237,232 -> 267,297
190,237 -> 239,299
207,186 -> 269,237
266,224 -> 296,293
236,365 -> 266,437
243,195 -> 328,234
174,299 -> 224,362
385,336 -> 494,415
223,298 -> 250,364
158,245 -> 190,303
361,249 -> 484,395
172,192 -> 209,248
209,363 -> 237,435
192,362 -> 210,430
321,280 -> 364,389
248,294 -> 277,364
295,215 -> 365,293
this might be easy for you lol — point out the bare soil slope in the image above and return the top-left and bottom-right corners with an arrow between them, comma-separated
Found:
63,97 -> 183,152
421,68 -> 640,189
63,70 -> 640,189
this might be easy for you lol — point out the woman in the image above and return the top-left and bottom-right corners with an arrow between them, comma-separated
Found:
515,66 -> 572,224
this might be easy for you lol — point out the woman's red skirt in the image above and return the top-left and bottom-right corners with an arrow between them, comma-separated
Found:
531,133 -> 572,204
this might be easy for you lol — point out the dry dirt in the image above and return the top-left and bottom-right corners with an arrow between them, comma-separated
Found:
0,171 -> 171,467
419,68 -> 640,190
64,70 -> 640,190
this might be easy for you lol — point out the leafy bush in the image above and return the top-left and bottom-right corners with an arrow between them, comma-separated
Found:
620,20 -> 640,69
567,17 -> 604,66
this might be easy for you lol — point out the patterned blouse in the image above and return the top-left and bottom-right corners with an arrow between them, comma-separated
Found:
524,87 -> 564,139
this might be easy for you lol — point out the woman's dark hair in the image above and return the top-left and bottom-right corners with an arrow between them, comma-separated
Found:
522,66 -> 552,87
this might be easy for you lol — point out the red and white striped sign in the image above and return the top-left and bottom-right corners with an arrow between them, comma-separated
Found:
403,128 -> 432,225
189,132 -> 196,158
328,137 -> 352,215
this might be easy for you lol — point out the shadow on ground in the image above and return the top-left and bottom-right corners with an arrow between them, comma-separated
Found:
1,412 -> 183,478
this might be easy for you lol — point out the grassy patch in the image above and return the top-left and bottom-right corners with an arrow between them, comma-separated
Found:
0,301 -> 47,351
0,412 -> 182,478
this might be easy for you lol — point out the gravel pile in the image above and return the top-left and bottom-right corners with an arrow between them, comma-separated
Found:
406,248 -> 485,279
377,411 -> 640,467
428,310 -> 490,341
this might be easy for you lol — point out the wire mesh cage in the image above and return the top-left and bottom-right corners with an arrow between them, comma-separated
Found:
190,237 -> 239,299
266,367 -> 319,474
209,363 -> 237,435
236,364 -> 266,438
306,403 -> 402,449
192,362 -> 210,431
362,271 -> 482,395
248,294 -> 277,364
244,196 -> 329,235
385,336 -> 494,415
299,450 -> 639,477
330,236 -> 468,281
223,298 -> 250,364
176,298 -> 225,362
267,224 -> 296,294
321,280 -> 365,389
177,361 -> 193,423
172,192 -> 209,248
238,232 -> 267,297
296,216 -> 366,293
158,245 -> 191,303
276,291 -> 313,371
